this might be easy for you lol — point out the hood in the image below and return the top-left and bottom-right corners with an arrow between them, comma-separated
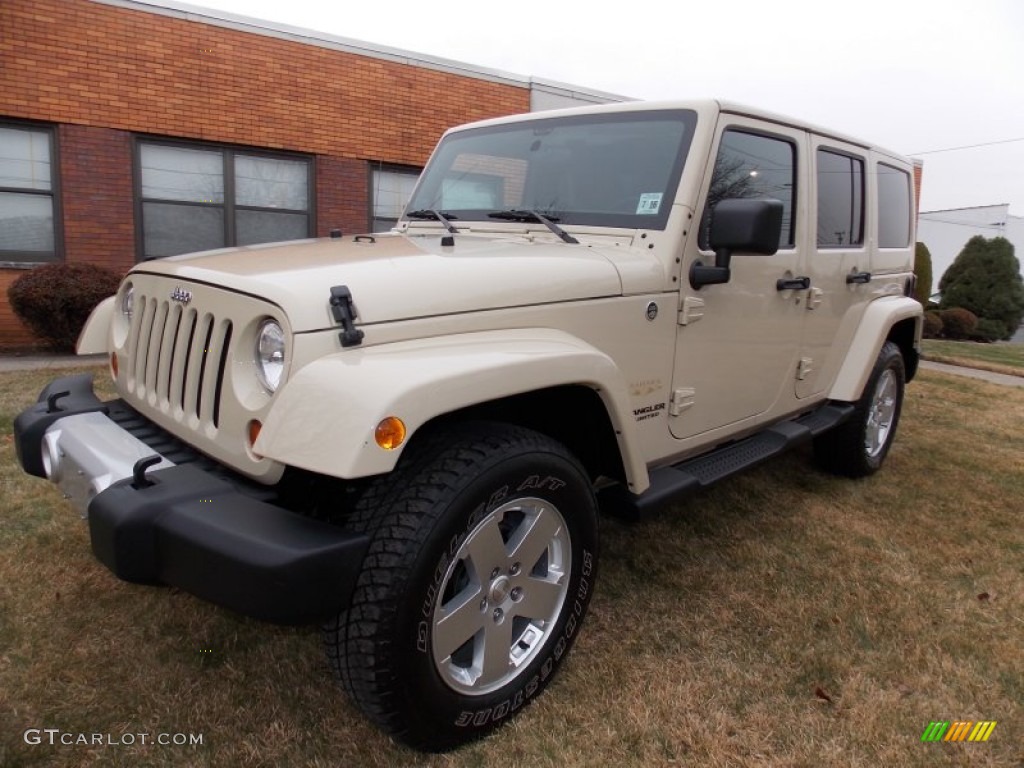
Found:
131,232 -> 656,332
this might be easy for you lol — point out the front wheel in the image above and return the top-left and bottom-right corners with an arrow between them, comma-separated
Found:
324,423 -> 598,751
814,340 -> 906,477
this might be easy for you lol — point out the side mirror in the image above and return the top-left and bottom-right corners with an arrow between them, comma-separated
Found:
690,198 -> 784,289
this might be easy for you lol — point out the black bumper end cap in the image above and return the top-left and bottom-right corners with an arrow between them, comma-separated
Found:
14,373 -> 106,477
89,464 -> 369,625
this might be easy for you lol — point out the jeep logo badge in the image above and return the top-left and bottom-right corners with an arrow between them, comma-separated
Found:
170,286 -> 193,304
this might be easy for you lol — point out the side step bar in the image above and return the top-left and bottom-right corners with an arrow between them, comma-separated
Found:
601,402 -> 854,519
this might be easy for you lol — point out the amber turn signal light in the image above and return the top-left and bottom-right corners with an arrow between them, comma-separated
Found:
247,420 -> 263,457
110,352 -> 119,380
375,416 -> 407,450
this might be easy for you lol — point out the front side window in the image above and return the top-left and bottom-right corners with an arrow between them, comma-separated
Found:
700,129 -> 796,250
138,142 -> 312,259
371,166 -> 421,232
0,124 -> 58,262
817,148 -> 865,247
404,110 -> 697,230
877,163 -> 911,248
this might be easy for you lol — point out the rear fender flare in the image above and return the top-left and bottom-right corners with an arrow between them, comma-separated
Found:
828,296 -> 923,402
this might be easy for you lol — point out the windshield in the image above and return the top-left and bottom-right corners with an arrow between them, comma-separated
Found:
404,109 -> 697,230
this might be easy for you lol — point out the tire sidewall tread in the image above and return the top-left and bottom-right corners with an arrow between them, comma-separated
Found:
324,422 -> 598,751
814,340 -> 906,478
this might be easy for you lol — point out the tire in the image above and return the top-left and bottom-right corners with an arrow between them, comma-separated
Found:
324,422 -> 598,751
814,340 -> 906,478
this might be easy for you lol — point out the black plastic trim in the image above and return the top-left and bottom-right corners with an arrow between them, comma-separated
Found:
329,285 -> 365,347
89,464 -> 369,624
846,271 -> 872,285
600,402 -> 854,519
14,373 -> 108,477
15,374 -> 370,625
776,276 -> 811,291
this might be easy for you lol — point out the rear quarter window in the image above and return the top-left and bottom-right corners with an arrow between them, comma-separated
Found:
877,163 -> 911,248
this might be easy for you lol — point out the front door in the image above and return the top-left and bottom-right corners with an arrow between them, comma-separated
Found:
670,117 -> 808,440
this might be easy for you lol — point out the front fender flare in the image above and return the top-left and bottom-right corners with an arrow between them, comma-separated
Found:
256,329 -> 650,492
76,295 -> 115,354
828,296 -> 923,402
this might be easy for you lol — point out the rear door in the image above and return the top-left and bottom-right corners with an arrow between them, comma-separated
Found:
795,139 -> 872,399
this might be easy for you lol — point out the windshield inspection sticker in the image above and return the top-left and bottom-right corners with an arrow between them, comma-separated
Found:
636,193 -> 662,215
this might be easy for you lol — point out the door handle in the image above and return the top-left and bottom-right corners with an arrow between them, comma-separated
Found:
846,271 -> 872,285
776,276 -> 810,291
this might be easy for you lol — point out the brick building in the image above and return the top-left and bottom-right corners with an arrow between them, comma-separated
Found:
0,0 -> 621,347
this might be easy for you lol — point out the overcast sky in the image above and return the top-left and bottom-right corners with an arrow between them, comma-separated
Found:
180,0 -> 1023,216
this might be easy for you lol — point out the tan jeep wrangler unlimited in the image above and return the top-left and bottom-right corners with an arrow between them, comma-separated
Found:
15,100 -> 922,751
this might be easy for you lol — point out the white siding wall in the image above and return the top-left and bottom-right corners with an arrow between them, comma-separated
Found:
918,204 -> 1024,291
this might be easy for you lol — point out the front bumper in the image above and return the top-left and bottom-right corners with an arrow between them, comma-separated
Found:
14,374 -> 369,625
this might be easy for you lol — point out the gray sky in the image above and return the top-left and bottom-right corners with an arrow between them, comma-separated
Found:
182,0 -> 1024,216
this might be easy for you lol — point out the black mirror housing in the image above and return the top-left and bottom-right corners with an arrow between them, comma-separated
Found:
709,198 -> 784,256
690,198 -> 784,289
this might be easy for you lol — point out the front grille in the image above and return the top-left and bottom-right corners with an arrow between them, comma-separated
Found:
125,293 -> 234,430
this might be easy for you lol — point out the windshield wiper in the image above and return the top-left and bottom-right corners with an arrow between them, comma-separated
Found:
406,209 -> 459,234
486,209 -> 579,244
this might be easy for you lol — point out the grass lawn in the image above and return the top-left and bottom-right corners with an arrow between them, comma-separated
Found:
1,366 -> 1022,767
921,339 -> 1024,377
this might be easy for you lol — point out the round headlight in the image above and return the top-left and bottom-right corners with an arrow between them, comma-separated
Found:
121,282 -> 134,321
255,319 -> 286,393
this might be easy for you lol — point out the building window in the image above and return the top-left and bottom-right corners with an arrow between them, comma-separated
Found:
371,166 -> 421,232
700,129 -> 796,251
138,141 -> 313,259
0,123 -> 59,263
817,148 -> 865,248
877,163 -> 912,248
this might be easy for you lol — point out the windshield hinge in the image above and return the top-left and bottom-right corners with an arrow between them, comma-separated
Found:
329,285 -> 365,348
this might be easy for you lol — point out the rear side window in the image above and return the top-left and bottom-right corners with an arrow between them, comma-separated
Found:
700,130 -> 796,250
817,149 -> 864,247
877,164 -> 911,248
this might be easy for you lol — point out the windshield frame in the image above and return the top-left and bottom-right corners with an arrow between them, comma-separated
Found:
403,108 -> 698,232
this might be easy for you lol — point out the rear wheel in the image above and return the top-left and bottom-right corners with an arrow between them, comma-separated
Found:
814,341 -> 906,477
324,422 -> 598,751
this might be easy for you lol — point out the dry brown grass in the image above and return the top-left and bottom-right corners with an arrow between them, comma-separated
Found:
1,366 -> 1022,767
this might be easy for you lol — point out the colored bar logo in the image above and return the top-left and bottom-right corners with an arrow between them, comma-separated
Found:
921,721 -> 997,742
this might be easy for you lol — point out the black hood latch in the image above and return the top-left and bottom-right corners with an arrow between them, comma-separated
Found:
329,285 -> 365,348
